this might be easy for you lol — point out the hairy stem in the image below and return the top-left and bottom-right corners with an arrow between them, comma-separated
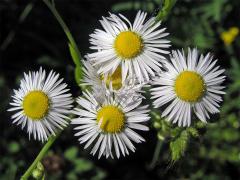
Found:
155,0 -> 177,22
21,132 -> 61,180
148,140 -> 163,169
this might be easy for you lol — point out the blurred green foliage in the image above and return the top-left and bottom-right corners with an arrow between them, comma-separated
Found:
64,147 -> 106,180
1,0 -> 240,179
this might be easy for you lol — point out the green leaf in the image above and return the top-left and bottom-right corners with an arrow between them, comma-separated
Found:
19,3 -> 34,23
64,146 -> 78,161
2,160 -> 17,180
198,0 -> 227,22
222,128 -> 239,142
66,172 -> 78,180
92,168 -> 107,180
111,2 -> 134,12
187,127 -> 199,137
68,43 -> 81,67
195,121 -> 206,129
8,141 -> 20,153
69,41 -> 83,84
43,0 -> 83,85
170,130 -> 189,161
73,158 -> 93,173
74,66 -> 83,85
111,1 -> 154,12
193,32 -> 215,49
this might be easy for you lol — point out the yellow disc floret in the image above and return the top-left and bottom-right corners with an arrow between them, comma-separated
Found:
97,105 -> 125,133
23,91 -> 49,120
101,67 -> 122,90
114,31 -> 143,59
174,71 -> 205,102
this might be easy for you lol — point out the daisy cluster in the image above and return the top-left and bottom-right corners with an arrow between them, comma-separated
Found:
9,11 -> 225,159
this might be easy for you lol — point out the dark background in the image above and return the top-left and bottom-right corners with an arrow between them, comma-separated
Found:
1,0 -> 240,179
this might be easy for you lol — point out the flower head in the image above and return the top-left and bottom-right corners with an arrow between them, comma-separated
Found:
71,89 -> 150,159
8,68 -> 73,142
151,48 -> 226,127
82,60 -> 146,97
221,27 -> 239,46
88,11 -> 170,83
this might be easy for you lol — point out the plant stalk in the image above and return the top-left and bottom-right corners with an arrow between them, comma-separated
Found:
155,0 -> 177,22
42,0 -> 82,66
21,132 -> 61,180
148,140 -> 163,169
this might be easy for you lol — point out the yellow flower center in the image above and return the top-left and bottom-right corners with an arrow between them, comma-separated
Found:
174,71 -> 205,102
101,67 -> 122,90
23,91 -> 49,120
96,105 -> 125,133
114,31 -> 143,59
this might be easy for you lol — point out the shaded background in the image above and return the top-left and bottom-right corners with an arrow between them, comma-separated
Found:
1,0 -> 240,179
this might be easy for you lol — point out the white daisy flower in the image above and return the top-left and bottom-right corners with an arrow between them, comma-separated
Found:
151,48 -> 226,127
71,89 -> 150,159
82,60 -> 146,96
88,11 -> 170,83
8,68 -> 73,142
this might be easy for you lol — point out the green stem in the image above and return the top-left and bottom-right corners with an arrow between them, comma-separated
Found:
42,0 -> 83,85
21,1 -> 81,179
21,132 -> 61,180
148,140 -> 163,169
42,0 -> 82,67
155,0 -> 177,22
